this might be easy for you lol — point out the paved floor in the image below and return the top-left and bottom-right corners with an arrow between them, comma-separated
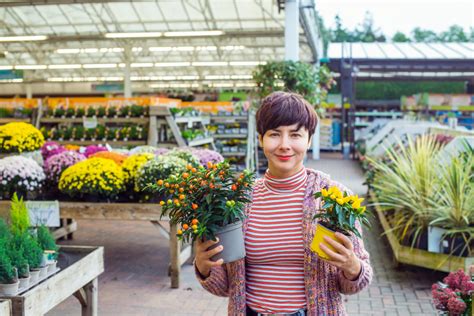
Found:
46,154 -> 444,315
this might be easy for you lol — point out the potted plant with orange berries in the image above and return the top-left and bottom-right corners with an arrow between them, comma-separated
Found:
311,186 -> 371,260
148,160 -> 254,263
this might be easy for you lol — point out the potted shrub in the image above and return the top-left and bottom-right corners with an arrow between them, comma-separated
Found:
311,185 -> 370,260
149,161 -> 254,263
86,106 -> 96,118
432,269 -> 474,315
36,225 -> 59,274
130,105 -> 144,118
119,105 -> 130,118
16,233 -> 43,285
97,106 -> 107,118
7,246 -> 29,289
76,107 -> 85,118
65,107 -> 75,118
0,239 -> 18,296
107,106 -> 118,118
53,106 -> 66,118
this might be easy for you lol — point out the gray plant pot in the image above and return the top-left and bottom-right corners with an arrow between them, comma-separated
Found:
29,269 -> 40,285
0,280 -> 19,296
210,221 -> 245,263
39,266 -> 48,279
47,261 -> 57,274
19,276 -> 30,290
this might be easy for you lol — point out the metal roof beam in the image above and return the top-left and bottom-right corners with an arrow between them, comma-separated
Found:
0,0 -> 143,7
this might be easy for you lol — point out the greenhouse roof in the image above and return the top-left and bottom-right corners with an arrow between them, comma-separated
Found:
0,0 -> 320,89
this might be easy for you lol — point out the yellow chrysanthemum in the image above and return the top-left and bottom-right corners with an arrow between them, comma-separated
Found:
0,122 -> 44,153
121,153 -> 155,188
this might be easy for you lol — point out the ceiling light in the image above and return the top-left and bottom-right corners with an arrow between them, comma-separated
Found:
192,61 -> 228,67
231,75 -> 253,79
210,83 -> 234,88
155,62 -> 191,67
196,46 -> 217,51
149,47 -> 173,52
15,65 -> 47,70
179,75 -> 200,80
0,78 -> 23,83
0,66 -> 13,70
235,82 -> 257,87
175,46 -> 195,51
0,35 -> 48,42
48,64 -> 81,69
221,46 -> 245,50
205,75 -> 230,80
229,61 -> 266,66
164,30 -> 224,37
56,48 -> 81,54
105,32 -> 162,38
131,63 -> 154,68
83,63 -> 117,69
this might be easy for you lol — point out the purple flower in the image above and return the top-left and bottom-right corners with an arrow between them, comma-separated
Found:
190,149 -> 224,166
84,145 -> 108,157
0,156 -> 45,194
41,141 -> 65,160
154,148 -> 170,156
44,151 -> 86,183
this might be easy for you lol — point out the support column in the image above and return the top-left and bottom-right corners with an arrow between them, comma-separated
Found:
124,46 -> 132,98
26,84 -> 33,98
285,0 -> 299,61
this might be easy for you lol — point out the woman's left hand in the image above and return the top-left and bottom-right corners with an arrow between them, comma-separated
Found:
319,232 -> 361,281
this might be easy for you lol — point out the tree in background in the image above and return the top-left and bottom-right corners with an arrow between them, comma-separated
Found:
438,25 -> 469,42
412,27 -> 439,42
352,11 -> 386,42
392,31 -> 411,42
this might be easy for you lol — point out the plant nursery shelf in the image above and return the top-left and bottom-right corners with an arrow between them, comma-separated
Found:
0,245 -> 104,316
210,116 -> 248,123
0,300 -> 10,315
213,134 -> 247,139
370,190 -> 474,273
222,152 -> 246,157
0,118 -> 31,124
53,140 -> 147,146
187,137 -> 214,147
40,117 -> 149,124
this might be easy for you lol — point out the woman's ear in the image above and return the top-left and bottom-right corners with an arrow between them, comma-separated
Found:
258,135 -> 263,148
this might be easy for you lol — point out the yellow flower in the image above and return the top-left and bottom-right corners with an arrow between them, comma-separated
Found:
343,196 -> 351,204
336,198 -> 344,205
358,206 -> 366,214
330,194 -> 337,200
321,188 -> 329,197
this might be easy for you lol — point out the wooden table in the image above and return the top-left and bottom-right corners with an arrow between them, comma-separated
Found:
0,201 -> 190,289
0,246 -> 103,316
0,299 -> 11,315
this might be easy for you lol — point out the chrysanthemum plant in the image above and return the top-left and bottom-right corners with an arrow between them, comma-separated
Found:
313,186 -> 371,238
148,161 -> 254,243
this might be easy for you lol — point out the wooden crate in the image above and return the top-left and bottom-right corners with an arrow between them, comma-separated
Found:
370,190 -> 474,272
0,299 -> 11,316
0,246 -> 103,316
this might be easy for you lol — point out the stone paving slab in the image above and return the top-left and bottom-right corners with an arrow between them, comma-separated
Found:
45,155 -> 444,315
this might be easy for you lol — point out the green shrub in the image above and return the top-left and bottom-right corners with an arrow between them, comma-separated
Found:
37,225 -> 58,253
10,193 -> 30,236
14,233 -> 43,270
7,245 -> 29,278
0,238 -> 16,283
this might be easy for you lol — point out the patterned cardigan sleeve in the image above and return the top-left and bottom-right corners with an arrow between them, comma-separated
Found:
194,264 -> 230,297
324,177 -> 373,295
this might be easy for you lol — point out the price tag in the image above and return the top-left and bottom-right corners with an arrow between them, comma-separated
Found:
83,117 -> 98,129
25,201 -> 60,227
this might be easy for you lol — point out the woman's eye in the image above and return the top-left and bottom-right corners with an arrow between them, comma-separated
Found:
292,134 -> 302,137
269,133 -> 279,137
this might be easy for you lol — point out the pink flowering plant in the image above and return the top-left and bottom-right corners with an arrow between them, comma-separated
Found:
0,156 -> 46,198
432,269 -> 474,315
44,151 -> 86,183
41,141 -> 66,160
83,145 -> 108,157
191,148 -> 224,167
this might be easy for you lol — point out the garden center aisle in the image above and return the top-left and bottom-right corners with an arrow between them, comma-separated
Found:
46,154 -> 443,316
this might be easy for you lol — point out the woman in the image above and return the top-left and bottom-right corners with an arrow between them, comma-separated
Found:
195,91 -> 372,316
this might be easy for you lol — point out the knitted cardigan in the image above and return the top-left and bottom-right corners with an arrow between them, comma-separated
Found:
195,168 -> 373,315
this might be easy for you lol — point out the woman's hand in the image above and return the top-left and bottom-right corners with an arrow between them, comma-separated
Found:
319,232 -> 361,280
195,238 -> 224,278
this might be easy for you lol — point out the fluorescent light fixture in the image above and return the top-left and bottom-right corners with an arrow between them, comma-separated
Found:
231,74 -> 253,79
205,75 -> 230,80
0,66 -> 13,70
132,47 -> 143,52
0,35 -> 48,42
221,45 -> 245,50
131,63 -> 154,68
179,75 -> 200,80
150,83 -> 200,88
15,65 -> 47,70
83,63 -> 117,69
229,61 -> 266,66
48,64 -> 81,69
210,83 -> 234,88
0,78 -> 23,83
175,46 -> 195,51
155,62 -> 190,67
150,46 -> 220,52
56,48 -> 81,54
196,46 -> 217,51
164,30 -> 223,37
192,61 -> 228,67
149,47 -> 173,52
105,32 -> 162,38
235,82 -> 257,87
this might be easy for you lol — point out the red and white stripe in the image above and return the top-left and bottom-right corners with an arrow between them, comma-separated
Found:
245,168 -> 307,314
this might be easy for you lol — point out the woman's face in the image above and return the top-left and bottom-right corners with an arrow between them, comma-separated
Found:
259,124 -> 311,179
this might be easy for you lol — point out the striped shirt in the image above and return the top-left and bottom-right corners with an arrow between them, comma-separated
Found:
245,168 -> 308,314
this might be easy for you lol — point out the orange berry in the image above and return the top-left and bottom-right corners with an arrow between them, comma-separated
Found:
173,199 -> 179,204
191,219 -> 199,225
177,229 -> 183,235
169,189 -> 174,194
231,184 -> 237,191
207,161 -> 213,169
157,180 -> 164,186
179,188 -> 184,193
182,224 -> 189,230
191,168 -> 197,173
159,201 -> 165,206
191,224 -> 198,230
182,173 -> 189,179
186,164 -> 192,170
164,183 -> 170,188
175,184 -> 180,189
209,183 -> 215,189
179,194 -> 185,200
192,204 -> 198,210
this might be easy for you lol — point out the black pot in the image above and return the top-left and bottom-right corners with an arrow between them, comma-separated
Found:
402,229 -> 428,250
442,234 -> 471,257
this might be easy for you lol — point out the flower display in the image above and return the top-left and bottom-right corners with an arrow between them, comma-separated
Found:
191,148 -> 224,167
135,155 -> 188,192
164,148 -> 200,167
121,153 -> 155,190
83,145 -> 108,157
59,157 -> 125,198
313,186 -> 370,238
148,161 -> 254,242
432,269 -> 474,315
41,141 -> 64,160
154,148 -> 169,156
129,145 -> 157,155
64,144 -> 81,151
44,151 -> 86,183
0,156 -> 46,197
0,122 -> 44,153
90,151 -> 127,165
20,150 -> 44,167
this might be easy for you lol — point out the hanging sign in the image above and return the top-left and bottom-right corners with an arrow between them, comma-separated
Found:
83,116 -> 98,129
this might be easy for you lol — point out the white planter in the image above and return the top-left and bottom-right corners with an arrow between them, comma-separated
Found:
19,275 -> 30,290
39,266 -> 48,279
47,261 -> 57,274
29,269 -> 40,284
428,226 -> 450,253
0,280 -> 19,296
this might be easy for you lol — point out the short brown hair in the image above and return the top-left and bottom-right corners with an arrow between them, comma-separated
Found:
256,91 -> 318,139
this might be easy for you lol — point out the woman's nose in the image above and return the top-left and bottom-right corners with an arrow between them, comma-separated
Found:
278,135 -> 291,149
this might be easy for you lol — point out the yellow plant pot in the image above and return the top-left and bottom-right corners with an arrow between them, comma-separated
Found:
310,222 -> 341,260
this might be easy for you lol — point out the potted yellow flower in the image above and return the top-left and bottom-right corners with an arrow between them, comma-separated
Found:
311,186 -> 371,260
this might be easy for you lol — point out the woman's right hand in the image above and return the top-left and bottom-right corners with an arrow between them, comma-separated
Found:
195,238 -> 224,278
